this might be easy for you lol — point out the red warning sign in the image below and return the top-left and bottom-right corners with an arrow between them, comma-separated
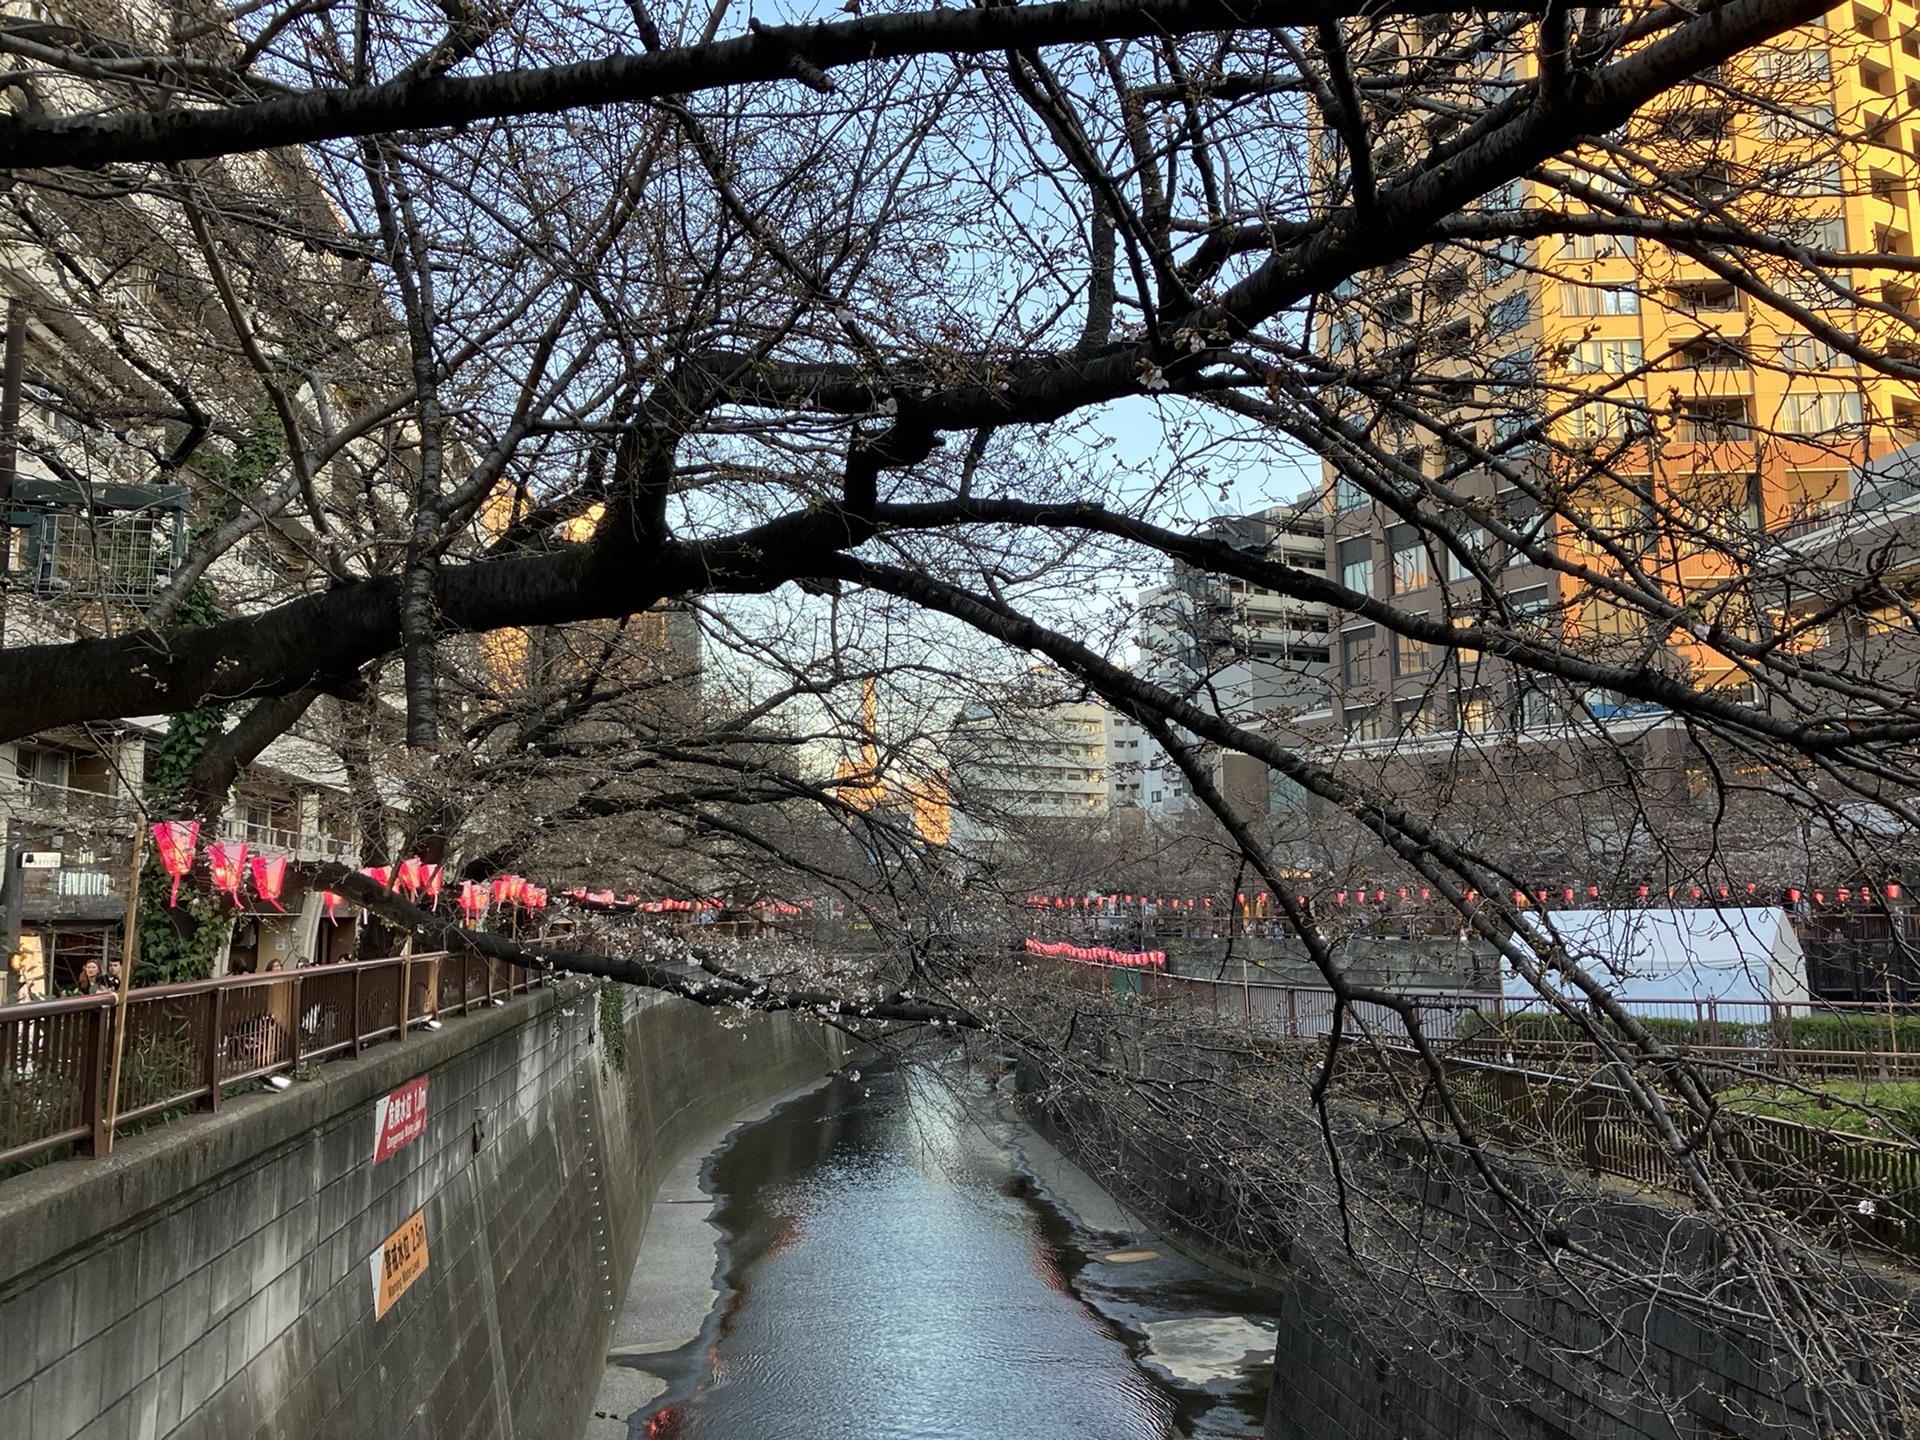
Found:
372,1075 -> 428,1164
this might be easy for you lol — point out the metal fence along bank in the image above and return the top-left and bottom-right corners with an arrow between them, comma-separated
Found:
1032,950 -> 1920,1259
0,951 -> 541,1169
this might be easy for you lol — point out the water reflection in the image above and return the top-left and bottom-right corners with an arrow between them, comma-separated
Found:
630,1065 -> 1274,1440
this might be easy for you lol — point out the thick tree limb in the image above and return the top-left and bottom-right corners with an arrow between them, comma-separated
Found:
0,0 -> 1540,170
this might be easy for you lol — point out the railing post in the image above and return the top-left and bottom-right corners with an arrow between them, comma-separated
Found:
350,965 -> 363,1057
203,987 -> 225,1113
1286,987 -> 1298,1039
77,1003 -> 108,1157
288,972 -> 302,1074
396,956 -> 411,1039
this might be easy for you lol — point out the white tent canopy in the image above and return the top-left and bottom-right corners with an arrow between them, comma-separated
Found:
1503,907 -> 1807,1005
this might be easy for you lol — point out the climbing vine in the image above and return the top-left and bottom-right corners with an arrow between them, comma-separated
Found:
134,415 -> 289,984
136,581 -> 231,985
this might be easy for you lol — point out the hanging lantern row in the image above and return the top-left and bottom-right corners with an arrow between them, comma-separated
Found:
149,823 -> 290,912
1024,939 -> 1166,969
1027,881 -> 1906,913
561,888 -> 815,915
315,858 -> 446,925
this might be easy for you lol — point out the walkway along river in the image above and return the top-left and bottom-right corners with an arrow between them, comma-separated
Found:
585,1061 -> 1282,1440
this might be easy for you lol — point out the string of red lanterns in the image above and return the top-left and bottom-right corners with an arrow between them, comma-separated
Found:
1024,939 -> 1166,969
1025,881 -> 1904,912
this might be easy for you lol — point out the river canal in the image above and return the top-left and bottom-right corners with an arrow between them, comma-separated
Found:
614,1062 -> 1279,1440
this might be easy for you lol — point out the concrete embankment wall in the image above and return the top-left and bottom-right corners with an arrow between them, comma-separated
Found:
1019,1065 -> 1897,1440
0,981 -> 846,1440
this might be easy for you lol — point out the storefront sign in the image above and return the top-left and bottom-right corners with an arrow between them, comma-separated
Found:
372,1076 -> 428,1163
19,852 -> 60,869
369,1209 -> 428,1319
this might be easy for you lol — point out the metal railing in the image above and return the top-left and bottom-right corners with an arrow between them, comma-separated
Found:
1,951 -> 540,1170
1037,955 -> 1920,1078
1035,953 -> 1920,1255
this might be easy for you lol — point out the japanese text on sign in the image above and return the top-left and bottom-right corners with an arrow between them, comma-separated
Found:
370,1209 -> 428,1319
372,1075 -> 429,1163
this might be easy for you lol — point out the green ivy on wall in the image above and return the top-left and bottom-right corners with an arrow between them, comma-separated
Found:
134,415 -> 288,985
136,582 -> 232,985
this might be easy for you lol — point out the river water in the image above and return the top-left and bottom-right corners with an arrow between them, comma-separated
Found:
624,1063 -> 1279,1440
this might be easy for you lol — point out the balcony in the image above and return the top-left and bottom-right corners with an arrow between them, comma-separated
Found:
5,777 -> 136,822
215,823 -> 357,863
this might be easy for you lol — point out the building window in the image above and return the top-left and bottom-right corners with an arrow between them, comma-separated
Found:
1678,338 -> 1749,371
1458,691 -> 1495,734
1752,47 -> 1832,84
1769,159 -> 1844,197
1389,526 -> 1429,593
1559,283 -> 1639,316
1515,682 -> 1557,731
1340,627 -> 1374,688
1338,536 -> 1372,595
1569,500 -> 1654,555
1500,491 -> 1546,567
1483,237 -> 1527,283
1670,281 -> 1741,316
1334,474 -> 1368,513
1344,706 -> 1383,741
1780,391 -> 1863,435
1569,400 -> 1641,444
1393,625 -> 1432,676
1447,525 -> 1485,581
1487,291 -> 1532,337
1508,584 -> 1554,626
1396,698 -> 1439,736
15,746 -> 70,806
1779,335 -> 1857,370
1759,102 -> 1836,139
1680,399 -> 1753,444
1569,339 -> 1644,374
1559,233 -> 1636,260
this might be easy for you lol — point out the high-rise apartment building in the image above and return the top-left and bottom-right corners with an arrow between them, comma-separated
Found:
1317,5 -> 1920,742
1134,500 -> 1328,816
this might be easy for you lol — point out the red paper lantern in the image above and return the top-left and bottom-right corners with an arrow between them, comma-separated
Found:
1890,884 -> 1904,900
424,864 -> 443,910
459,880 -> 489,923
249,855 -> 288,912
1789,888 -> 1802,903
206,842 -> 248,906
361,865 -> 391,891
151,820 -> 199,906
395,857 -> 425,899
321,890 -> 344,923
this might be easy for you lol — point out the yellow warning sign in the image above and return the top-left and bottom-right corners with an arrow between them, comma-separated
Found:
370,1209 -> 428,1319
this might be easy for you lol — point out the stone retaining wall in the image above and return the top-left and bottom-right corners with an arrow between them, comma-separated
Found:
0,980 -> 845,1440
